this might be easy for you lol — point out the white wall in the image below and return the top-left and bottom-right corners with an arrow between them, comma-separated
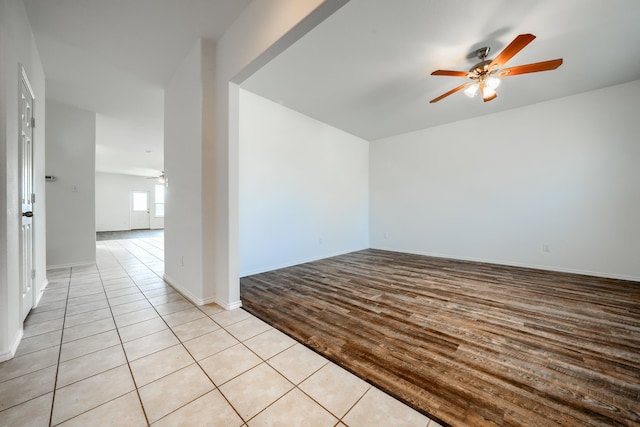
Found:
95,172 -> 165,231
371,80 -> 640,281
0,0 -> 47,361
45,100 -> 96,268
164,40 -> 204,303
215,0 -> 348,306
163,0 -> 346,308
239,90 -> 369,276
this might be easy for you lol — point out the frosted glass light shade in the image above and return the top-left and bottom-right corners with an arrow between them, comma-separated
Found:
482,85 -> 496,98
485,76 -> 501,90
464,83 -> 479,98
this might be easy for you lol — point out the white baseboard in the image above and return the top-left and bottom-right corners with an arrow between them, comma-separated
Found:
0,328 -> 23,362
162,273 -> 198,303
2,280 -> 50,362
162,274 -> 243,310
240,246 -> 369,278
372,246 -> 640,282
216,298 -> 243,311
33,279 -> 48,307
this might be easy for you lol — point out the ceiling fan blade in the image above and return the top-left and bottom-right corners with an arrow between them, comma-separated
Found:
429,83 -> 471,103
499,59 -> 563,76
489,34 -> 536,69
431,70 -> 470,77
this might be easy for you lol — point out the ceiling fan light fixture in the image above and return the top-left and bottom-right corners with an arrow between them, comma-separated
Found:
485,76 -> 500,90
481,85 -> 496,99
464,83 -> 479,98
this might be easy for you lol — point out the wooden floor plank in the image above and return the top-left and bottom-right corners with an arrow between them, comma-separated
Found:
240,249 -> 640,426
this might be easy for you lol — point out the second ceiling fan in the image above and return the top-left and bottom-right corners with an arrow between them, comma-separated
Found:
430,34 -> 563,103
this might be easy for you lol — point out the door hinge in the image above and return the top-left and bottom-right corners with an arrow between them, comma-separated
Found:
31,269 -> 36,279
31,117 -> 35,128
31,193 -> 36,203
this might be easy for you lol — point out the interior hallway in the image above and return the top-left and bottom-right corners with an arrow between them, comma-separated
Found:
0,236 -> 439,426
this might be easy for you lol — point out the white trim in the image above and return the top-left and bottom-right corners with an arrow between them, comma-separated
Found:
163,274 -> 243,310
162,274 -> 213,306
218,298 -> 243,311
19,63 -> 36,322
0,329 -> 23,362
20,64 -> 35,99
371,246 -> 640,283
198,295 -> 219,306
46,261 -> 95,270
162,273 -> 201,303
33,279 -> 48,307
240,246 -> 369,278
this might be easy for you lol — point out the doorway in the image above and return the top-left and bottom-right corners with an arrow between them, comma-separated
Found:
130,190 -> 150,230
19,66 -> 35,321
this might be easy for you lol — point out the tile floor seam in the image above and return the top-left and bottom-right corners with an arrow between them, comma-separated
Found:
97,241 -> 165,426
256,324 -> 381,422
23,314 -> 66,327
303,382 -> 358,423
97,243 -> 253,425
57,326 -> 117,346
200,341 -> 264,389
54,341 -> 123,369
243,386 -> 299,425
145,385 -> 214,425
0,364 -> 59,408
244,329 -> 297,360
339,384 -> 373,423
100,239 -> 246,426
248,338 -> 372,424
14,343 -> 60,359
48,267 -> 72,427
50,366 -> 137,426
209,388 -> 247,426
20,320 -> 65,341
204,338 -> 319,425
247,383 -> 349,426
266,360 -> 315,385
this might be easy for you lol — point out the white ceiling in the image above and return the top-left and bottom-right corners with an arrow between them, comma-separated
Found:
242,0 -> 640,141
23,0 -> 640,176
24,0 -> 251,176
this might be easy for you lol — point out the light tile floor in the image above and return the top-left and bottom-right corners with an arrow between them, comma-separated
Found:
0,237 -> 442,426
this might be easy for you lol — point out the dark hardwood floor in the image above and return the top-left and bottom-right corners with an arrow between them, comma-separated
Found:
240,249 -> 640,427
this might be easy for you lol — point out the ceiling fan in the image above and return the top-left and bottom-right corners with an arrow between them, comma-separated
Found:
430,34 -> 562,103
147,171 -> 165,183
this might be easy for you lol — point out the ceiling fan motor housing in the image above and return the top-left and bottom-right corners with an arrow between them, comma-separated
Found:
470,59 -> 493,76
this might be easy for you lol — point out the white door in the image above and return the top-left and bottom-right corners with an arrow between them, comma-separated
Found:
19,68 -> 35,321
130,191 -> 150,230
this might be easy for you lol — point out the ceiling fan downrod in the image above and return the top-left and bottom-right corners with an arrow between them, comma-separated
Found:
470,47 -> 492,75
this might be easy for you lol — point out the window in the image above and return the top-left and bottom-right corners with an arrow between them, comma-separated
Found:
155,184 -> 165,217
132,192 -> 148,211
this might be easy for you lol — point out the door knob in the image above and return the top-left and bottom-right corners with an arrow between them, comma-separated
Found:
22,211 -> 33,217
